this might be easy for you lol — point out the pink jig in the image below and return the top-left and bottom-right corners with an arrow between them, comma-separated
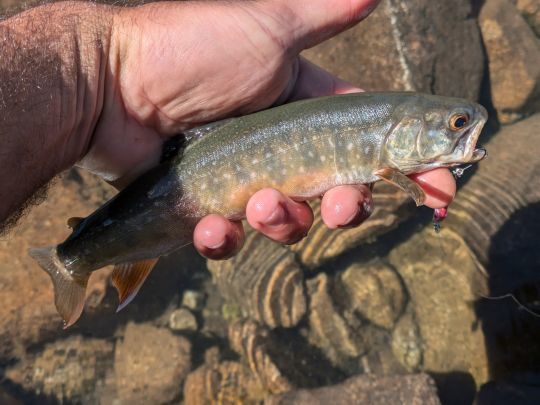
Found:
432,207 -> 448,233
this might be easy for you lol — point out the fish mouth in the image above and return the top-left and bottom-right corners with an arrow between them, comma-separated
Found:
470,146 -> 487,162
448,111 -> 487,166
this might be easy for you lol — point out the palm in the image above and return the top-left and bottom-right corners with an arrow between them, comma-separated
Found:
82,2 -> 296,185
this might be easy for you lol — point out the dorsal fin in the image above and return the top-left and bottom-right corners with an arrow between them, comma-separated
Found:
112,258 -> 159,312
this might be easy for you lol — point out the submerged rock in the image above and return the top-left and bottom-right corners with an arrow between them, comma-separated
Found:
229,320 -> 294,394
388,227 -> 489,387
181,290 -> 206,311
5,335 -> 113,403
337,260 -> 407,330
391,308 -> 423,372
306,273 -> 366,365
114,323 -> 192,404
266,373 -> 440,405
183,361 -> 266,405
290,183 -> 411,269
169,308 -> 198,332
207,230 -> 306,328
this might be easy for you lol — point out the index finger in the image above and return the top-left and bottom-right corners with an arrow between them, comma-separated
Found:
409,168 -> 457,209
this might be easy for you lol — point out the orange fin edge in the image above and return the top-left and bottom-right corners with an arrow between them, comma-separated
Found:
112,258 -> 159,312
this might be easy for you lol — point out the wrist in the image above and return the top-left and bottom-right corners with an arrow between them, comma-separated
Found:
4,2 -> 115,168
0,2 -> 115,223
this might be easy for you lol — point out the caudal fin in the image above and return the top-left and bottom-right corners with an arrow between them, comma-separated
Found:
28,246 -> 89,328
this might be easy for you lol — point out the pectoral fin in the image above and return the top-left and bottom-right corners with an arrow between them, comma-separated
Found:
375,168 -> 426,206
112,258 -> 159,312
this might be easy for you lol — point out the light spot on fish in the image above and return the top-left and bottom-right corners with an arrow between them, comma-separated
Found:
308,151 -> 315,158
281,169 -> 287,175
364,147 -> 370,154
327,138 -> 335,147
223,173 -> 231,179
252,159 -> 259,164
265,152 -> 272,159
347,143 -> 354,151
320,155 -> 326,162
299,166 -> 305,173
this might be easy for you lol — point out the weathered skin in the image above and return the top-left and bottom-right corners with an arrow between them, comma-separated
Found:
29,92 -> 487,326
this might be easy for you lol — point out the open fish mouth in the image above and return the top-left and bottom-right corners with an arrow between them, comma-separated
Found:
447,113 -> 487,166
471,146 -> 487,162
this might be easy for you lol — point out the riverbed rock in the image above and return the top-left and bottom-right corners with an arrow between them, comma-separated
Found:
5,335 -> 114,403
337,260 -> 407,330
266,373 -> 440,405
304,0 -> 484,100
207,230 -> 306,329
388,228 -> 489,394
306,273 -> 365,366
183,361 -> 266,405
114,322 -> 192,403
479,0 -> 540,123
391,307 -> 423,372
181,290 -> 206,311
229,320 -> 294,394
290,183 -> 411,269
169,308 -> 198,332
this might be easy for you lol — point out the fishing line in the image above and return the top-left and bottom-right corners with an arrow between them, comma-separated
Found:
478,293 -> 540,318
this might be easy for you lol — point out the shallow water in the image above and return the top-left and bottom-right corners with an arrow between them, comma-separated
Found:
1,0 -> 539,403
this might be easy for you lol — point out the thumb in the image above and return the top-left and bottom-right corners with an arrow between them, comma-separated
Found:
268,0 -> 380,50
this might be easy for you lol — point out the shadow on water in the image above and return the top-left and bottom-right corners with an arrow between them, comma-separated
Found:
475,202 -> 540,399
73,245 -> 209,337
430,371 -> 476,405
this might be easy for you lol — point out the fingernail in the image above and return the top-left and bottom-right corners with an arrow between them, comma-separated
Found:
338,198 -> 373,228
262,202 -> 288,227
202,230 -> 226,250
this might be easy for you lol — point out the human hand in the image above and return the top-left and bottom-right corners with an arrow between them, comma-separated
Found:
79,0 -> 455,259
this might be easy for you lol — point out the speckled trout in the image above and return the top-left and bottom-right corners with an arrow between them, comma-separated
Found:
30,92 -> 487,327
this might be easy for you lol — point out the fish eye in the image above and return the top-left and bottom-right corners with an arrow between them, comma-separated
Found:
449,113 -> 470,131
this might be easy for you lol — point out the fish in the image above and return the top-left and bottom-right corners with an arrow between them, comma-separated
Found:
29,92 -> 487,327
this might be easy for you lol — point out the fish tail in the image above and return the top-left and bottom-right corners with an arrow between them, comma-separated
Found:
28,246 -> 89,329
